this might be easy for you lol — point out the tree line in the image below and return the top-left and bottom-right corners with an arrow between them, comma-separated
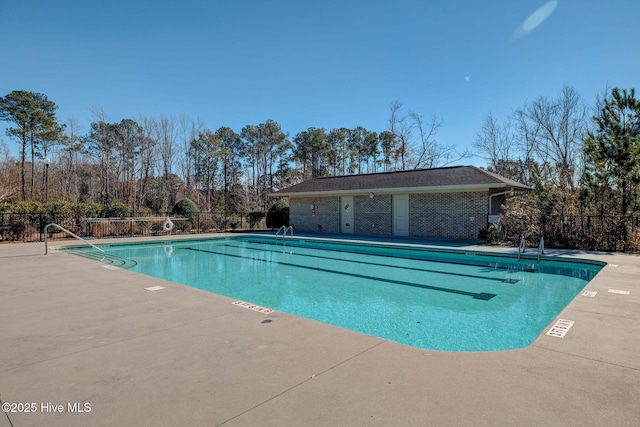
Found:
474,85 -> 640,251
0,91 -> 462,213
2,86 -> 640,250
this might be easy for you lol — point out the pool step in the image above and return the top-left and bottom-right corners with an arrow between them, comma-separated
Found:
66,249 -> 138,268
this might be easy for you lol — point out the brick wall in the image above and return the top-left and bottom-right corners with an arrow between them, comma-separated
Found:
289,191 -> 489,239
409,191 -> 488,239
289,196 -> 340,233
353,194 -> 392,235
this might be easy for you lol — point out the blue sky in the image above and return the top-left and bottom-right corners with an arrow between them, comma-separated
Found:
1,0 -> 638,165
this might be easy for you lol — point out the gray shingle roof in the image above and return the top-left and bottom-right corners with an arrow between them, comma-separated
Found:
273,165 -> 530,196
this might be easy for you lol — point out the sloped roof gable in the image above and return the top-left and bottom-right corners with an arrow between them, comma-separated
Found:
273,165 -> 530,196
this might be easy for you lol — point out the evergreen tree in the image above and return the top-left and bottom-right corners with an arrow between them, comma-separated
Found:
293,127 -> 328,179
583,88 -> 640,217
0,90 -> 63,200
214,126 -> 243,210
86,120 -> 118,205
190,130 -> 220,212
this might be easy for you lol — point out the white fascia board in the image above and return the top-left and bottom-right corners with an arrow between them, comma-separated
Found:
271,183 -> 513,197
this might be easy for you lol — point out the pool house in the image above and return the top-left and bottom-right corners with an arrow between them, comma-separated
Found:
272,165 -> 530,240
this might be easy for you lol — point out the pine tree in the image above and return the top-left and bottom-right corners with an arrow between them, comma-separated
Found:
583,88 -> 640,243
0,90 -> 63,200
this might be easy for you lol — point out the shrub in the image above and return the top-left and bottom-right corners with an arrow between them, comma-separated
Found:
248,211 -> 264,229
0,201 -> 74,233
172,198 -> 198,215
266,200 -> 289,228
171,198 -> 199,229
101,201 -> 132,218
72,203 -> 102,220
478,224 -> 501,244
45,202 -> 73,227
495,197 -> 541,246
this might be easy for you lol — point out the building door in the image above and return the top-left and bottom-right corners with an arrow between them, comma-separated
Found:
393,194 -> 409,236
341,196 -> 354,234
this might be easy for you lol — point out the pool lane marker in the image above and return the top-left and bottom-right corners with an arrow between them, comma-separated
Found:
546,319 -> 574,338
223,242 -> 521,285
233,301 -> 274,314
184,247 -> 497,301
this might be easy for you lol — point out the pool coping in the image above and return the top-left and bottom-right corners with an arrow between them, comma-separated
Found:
1,234 -> 639,426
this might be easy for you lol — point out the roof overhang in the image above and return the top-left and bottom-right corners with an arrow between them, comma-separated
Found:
270,183 -> 529,197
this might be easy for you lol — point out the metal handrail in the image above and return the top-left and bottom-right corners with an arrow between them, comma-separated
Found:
517,236 -> 526,260
45,223 -> 106,260
283,226 -> 293,238
275,225 -> 287,239
537,237 -> 545,262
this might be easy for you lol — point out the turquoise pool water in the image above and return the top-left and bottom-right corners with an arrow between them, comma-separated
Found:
67,236 -> 604,351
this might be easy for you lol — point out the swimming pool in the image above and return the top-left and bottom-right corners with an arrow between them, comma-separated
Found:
66,235 -> 604,351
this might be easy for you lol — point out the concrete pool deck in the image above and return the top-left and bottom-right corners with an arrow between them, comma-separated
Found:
1,234 -> 639,426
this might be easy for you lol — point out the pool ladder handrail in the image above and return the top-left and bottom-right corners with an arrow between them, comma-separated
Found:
518,236 -> 544,262
284,226 -> 293,238
517,236 -> 526,260
44,222 -> 106,261
537,237 -> 544,262
275,225 -> 294,240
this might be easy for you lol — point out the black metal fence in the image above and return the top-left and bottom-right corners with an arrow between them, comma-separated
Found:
491,214 -> 640,252
5,209 -> 639,251
0,212 -> 268,243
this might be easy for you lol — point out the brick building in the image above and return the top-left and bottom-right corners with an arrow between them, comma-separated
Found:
271,166 -> 530,240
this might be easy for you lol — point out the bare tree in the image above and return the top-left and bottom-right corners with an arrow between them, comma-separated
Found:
0,140 -> 19,202
158,115 -> 177,209
408,111 -> 465,169
389,101 -> 468,170
114,119 -> 143,206
474,113 -> 525,181
388,101 -> 412,170
60,117 -> 84,201
139,116 -> 158,211
177,114 -> 204,200
511,108 -> 539,185
514,86 -> 587,190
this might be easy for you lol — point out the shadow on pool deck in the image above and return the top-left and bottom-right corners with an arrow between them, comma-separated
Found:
1,235 -> 639,426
